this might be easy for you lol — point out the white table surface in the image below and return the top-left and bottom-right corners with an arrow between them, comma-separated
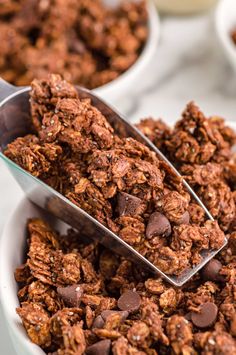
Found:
0,7 -> 236,355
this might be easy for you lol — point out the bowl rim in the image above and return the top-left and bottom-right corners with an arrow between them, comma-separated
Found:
0,197 -> 45,355
1,120 -> 236,354
215,0 -> 236,68
94,0 -> 160,97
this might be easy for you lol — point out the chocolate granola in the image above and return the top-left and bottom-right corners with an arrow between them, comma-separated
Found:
0,0 -> 147,88
15,214 -> 236,354
137,102 -> 236,232
14,81 -> 236,354
5,74 -> 226,278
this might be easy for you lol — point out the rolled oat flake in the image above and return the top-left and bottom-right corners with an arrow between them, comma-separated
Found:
191,302 -> 218,328
101,309 -> 129,322
117,290 -> 141,312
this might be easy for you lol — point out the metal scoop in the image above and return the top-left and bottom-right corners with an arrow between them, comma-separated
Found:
0,78 -> 227,287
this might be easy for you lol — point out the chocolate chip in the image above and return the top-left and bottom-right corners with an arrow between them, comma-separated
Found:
201,259 -> 225,282
117,192 -> 143,216
57,284 -> 83,307
117,290 -> 141,313
101,310 -> 129,322
184,312 -> 192,321
176,211 -> 190,225
146,212 -> 171,239
86,339 -> 111,355
92,315 -> 105,329
191,302 -> 218,328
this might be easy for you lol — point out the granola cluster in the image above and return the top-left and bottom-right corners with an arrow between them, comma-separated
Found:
11,76 -> 236,354
5,74 -> 226,278
137,102 -> 236,233
0,0 -> 147,88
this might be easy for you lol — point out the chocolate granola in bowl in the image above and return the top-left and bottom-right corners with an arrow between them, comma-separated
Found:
9,74 -> 236,353
0,0 -> 148,89
4,74 -> 227,279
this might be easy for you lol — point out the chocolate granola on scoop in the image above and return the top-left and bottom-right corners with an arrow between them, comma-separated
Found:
5,74 -> 226,277
14,89 -> 236,354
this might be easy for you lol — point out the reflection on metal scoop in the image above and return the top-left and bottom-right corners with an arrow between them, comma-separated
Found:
0,78 -> 227,287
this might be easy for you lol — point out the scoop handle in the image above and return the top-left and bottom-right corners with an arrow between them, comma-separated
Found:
0,78 -> 19,102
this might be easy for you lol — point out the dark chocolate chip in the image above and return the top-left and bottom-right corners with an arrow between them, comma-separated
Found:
101,310 -> 129,322
92,315 -> 105,329
184,312 -> 192,321
201,259 -> 225,282
191,302 -> 218,328
117,192 -> 143,216
146,212 -> 171,239
117,290 -> 141,313
176,211 -> 190,225
57,284 -> 83,307
86,339 -> 111,355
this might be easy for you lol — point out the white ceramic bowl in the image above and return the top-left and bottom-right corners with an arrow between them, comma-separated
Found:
1,121 -> 236,355
94,1 -> 160,108
215,0 -> 236,72
155,0 -> 218,15
0,198 -> 69,355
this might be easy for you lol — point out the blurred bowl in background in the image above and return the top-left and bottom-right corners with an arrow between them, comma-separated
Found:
154,0 -> 218,15
94,1 -> 160,109
215,0 -> 236,72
